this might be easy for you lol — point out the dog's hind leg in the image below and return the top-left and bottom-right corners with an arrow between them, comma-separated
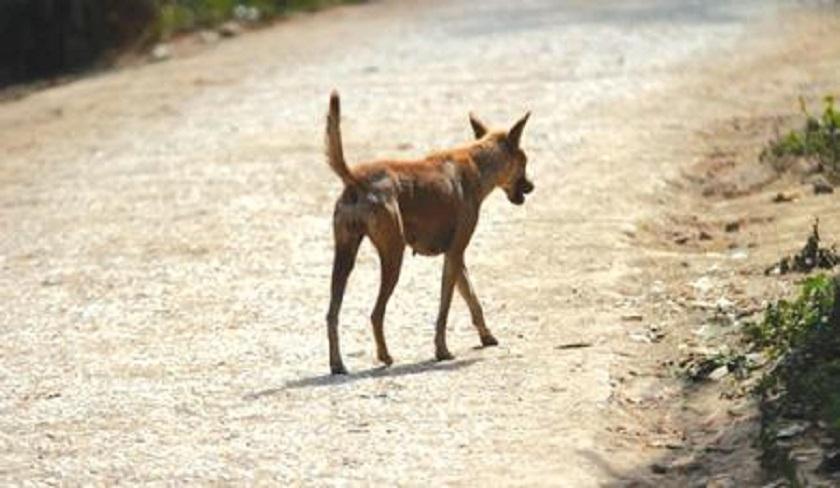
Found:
326,222 -> 363,375
367,203 -> 405,367
456,266 -> 498,347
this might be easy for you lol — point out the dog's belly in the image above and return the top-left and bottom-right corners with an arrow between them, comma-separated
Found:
405,230 -> 452,255
401,209 -> 456,256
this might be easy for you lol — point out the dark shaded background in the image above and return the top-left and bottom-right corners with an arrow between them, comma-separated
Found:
0,0 -> 155,87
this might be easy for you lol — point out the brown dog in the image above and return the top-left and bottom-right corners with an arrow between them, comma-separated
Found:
324,91 -> 533,374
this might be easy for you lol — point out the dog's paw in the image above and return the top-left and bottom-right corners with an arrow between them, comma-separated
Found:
435,349 -> 455,361
480,334 -> 499,347
330,363 -> 348,375
378,353 -> 394,367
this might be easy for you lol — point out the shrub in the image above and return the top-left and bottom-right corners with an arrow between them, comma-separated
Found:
748,274 -> 840,445
746,274 -> 837,355
155,0 -> 360,38
763,96 -> 840,176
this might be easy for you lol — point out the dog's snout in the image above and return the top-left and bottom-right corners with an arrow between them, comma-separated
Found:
522,179 -> 534,194
515,177 -> 534,195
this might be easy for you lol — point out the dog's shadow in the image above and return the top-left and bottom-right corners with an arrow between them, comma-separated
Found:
245,357 -> 481,400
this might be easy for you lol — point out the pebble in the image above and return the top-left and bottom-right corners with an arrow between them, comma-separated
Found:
706,475 -> 735,488
728,248 -> 749,260
621,314 -> 644,322
820,450 -> 840,473
775,422 -> 808,439
199,30 -> 221,44
234,5 -> 261,22
772,191 -> 798,203
691,276 -> 714,294
151,43 -> 171,62
808,175 -> 834,195
219,21 -> 243,38
708,366 -> 729,381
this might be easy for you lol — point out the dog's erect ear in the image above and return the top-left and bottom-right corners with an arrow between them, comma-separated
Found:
469,112 -> 489,139
507,112 -> 531,148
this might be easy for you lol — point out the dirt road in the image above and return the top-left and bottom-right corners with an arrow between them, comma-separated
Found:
1,0 -> 837,485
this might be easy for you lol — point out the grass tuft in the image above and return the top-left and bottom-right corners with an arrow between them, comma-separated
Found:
762,95 -> 840,176
746,272 -> 840,480
155,0 -> 363,39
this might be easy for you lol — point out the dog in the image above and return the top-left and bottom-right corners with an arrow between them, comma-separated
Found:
324,91 -> 533,374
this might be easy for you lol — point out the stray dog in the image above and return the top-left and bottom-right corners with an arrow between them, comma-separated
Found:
324,91 -> 533,374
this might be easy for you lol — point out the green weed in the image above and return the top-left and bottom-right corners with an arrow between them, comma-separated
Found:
745,274 -> 837,356
763,95 -> 840,175
155,0 -> 361,39
747,273 -> 840,481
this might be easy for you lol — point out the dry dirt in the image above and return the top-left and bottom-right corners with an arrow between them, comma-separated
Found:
1,0 -> 840,485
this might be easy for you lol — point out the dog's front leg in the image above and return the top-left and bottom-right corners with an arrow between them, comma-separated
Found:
434,252 -> 462,361
456,266 -> 498,347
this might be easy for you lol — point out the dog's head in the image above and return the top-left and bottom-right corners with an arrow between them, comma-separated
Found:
469,112 -> 534,205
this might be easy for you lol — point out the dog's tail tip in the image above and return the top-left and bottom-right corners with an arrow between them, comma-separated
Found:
326,90 -> 356,187
329,90 -> 340,114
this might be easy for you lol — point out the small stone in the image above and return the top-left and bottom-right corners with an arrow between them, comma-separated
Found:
555,342 -> 592,350
715,297 -> 734,311
621,223 -> 637,238
670,455 -> 702,473
629,332 -> 651,344
729,248 -> 748,260
233,4 -> 249,21
775,422 -> 808,439
820,450 -> 840,473
791,447 -> 821,462
648,325 -> 666,342
808,175 -> 834,195
219,21 -> 243,37
151,43 -> 171,62
199,30 -> 221,44
233,5 -> 261,22
772,191 -> 798,203
745,352 -> 766,368
691,276 -> 714,294
40,276 -> 61,286
724,221 -> 741,233
760,480 -> 788,488
248,6 -> 261,22
706,475 -> 735,488
708,366 -> 729,381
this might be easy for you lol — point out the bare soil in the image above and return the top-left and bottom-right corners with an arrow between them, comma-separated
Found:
1,0 -> 840,485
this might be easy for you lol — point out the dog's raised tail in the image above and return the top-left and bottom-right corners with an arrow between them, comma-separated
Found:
325,91 -> 356,187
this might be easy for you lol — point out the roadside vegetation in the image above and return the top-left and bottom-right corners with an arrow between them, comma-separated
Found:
155,0 -> 359,39
746,240 -> 840,481
762,96 -> 840,179
0,0 -> 361,88
156,0 -> 362,38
